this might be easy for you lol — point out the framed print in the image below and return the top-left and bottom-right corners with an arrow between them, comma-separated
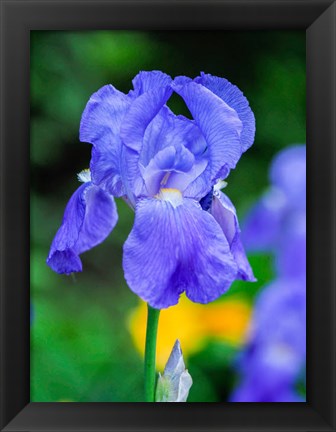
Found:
1,0 -> 335,431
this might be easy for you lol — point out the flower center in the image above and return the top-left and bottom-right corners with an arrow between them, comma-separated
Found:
156,188 -> 183,208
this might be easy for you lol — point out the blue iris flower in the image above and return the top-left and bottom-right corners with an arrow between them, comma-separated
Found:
47,71 -> 256,309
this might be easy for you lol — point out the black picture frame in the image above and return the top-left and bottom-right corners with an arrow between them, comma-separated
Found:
1,0 -> 335,431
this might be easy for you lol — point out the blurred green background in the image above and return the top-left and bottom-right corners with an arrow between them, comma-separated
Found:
30,30 -> 305,402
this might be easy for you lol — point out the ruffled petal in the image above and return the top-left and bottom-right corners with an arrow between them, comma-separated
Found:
47,183 -> 118,274
79,85 -> 131,196
195,72 -> 256,152
131,70 -> 172,97
172,79 -> 243,182
210,191 -> 255,281
80,85 -> 129,146
123,197 -> 238,309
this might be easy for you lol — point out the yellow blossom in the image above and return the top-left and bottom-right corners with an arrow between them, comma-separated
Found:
128,294 -> 252,369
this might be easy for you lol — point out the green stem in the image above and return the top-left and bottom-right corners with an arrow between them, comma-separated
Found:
144,304 -> 160,402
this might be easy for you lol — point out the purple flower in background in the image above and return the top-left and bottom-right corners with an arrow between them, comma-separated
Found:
242,145 -> 306,278
231,278 -> 306,402
232,379 -> 304,403
47,71 -> 256,309
231,144 -> 306,402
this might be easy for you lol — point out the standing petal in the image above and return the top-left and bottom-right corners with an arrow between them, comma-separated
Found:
47,183 -> 118,274
195,72 -> 256,152
211,191 -> 255,281
131,70 -> 172,97
120,84 -> 173,201
123,195 -> 238,309
120,85 -> 173,153
172,79 -> 243,182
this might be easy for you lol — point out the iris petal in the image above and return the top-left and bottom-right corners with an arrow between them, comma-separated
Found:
131,70 -> 172,96
79,85 -> 131,196
121,86 -> 173,153
195,73 -> 256,152
211,191 -> 255,281
47,183 -> 118,274
120,85 -> 173,200
123,197 -> 238,309
172,79 -> 243,182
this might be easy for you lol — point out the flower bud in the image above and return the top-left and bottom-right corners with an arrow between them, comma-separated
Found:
155,340 -> 192,402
